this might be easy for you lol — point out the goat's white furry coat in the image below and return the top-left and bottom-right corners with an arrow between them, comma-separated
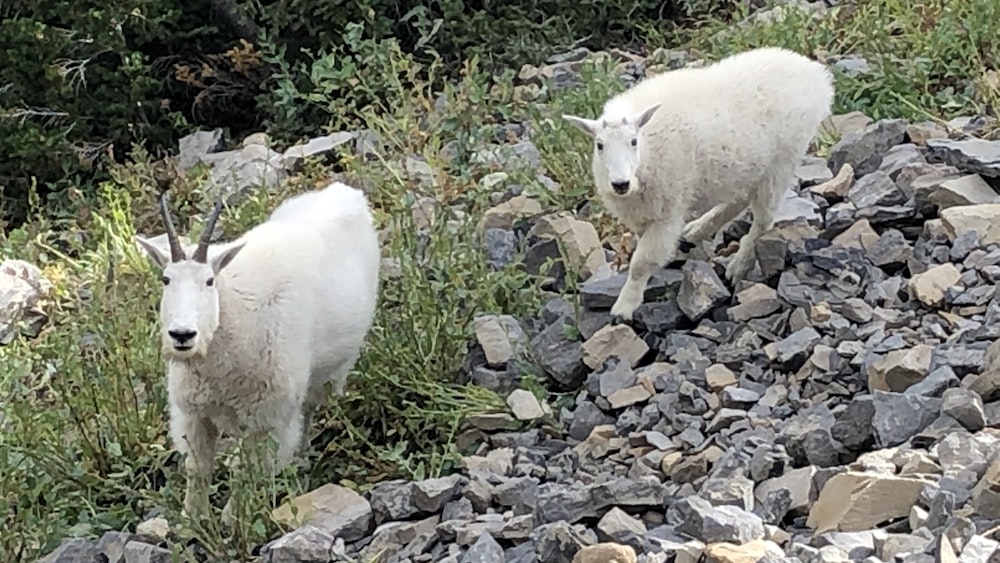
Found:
563,46 -> 835,319
142,181 -> 380,522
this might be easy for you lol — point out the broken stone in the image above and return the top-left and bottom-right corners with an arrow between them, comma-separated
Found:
581,324 -> 649,370
677,260 -> 731,320
908,263 -> 961,307
271,484 -> 373,541
807,471 -> 931,533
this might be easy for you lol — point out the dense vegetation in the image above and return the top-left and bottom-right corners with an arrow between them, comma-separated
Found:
0,0 -> 735,227
1,0 -> 999,560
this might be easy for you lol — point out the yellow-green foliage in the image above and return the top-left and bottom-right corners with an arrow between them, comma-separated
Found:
2,0 -> 999,560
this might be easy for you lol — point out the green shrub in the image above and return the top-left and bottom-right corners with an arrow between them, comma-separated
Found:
0,0 -> 744,228
0,1 -> 228,226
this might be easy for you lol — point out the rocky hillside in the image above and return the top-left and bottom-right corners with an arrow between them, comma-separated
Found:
22,42 -> 1000,562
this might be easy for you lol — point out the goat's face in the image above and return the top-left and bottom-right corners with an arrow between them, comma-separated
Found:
562,104 -> 662,197
135,196 -> 245,360
157,254 -> 233,357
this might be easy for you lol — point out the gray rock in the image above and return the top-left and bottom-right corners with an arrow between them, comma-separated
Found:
579,269 -> 681,310
370,480 -> 419,522
261,526 -> 340,563
872,390 -> 942,447
462,533 -> 505,563
201,142 -> 288,201
867,229 -> 913,269
535,483 -> 596,524
926,138 -> 1000,178
769,326 -> 822,371
97,531 -> 146,563
677,260 -> 731,320
123,542 -> 172,563
634,300 -> 687,333
176,128 -> 224,171
282,131 -> 354,167
530,316 -> 588,387
903,366 -> 959,397
485,228 -> 518,270
591,476 -> 666,509
413,474 -> 465,513
828,118 -> 908,177
0,259 -> 52,344
878,143 -> 927,179
847,170 -> 909,209
670,495 -> 765,544
797,156 -> 834,185
36,538 -> 102,563
940,387 -> 986,431
530,521 -> 590,563
472,141 -> 542,171
596,507 -> 647,543
831,55 -> 872,77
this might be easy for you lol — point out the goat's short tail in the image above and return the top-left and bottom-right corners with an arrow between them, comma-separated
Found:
268,181 -> 375,233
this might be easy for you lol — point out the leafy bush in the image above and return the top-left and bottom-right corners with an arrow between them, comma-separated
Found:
0,2 -> 233,225
0,0 -> 742,228
250,0 -> 737,70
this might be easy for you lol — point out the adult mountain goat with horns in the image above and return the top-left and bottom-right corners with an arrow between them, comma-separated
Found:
135,181 -> 381,522
563,47 -> 835,320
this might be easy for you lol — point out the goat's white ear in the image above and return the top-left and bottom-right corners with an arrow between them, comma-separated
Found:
635,104 -> 662,129
562,114 -> 600,137
135,236 -> 170,269
210,241 -> 246,273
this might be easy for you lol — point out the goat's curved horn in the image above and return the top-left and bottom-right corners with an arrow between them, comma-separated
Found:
158,192 -> 185,262
192,199 -> 224,263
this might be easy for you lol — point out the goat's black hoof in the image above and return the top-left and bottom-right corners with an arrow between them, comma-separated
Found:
610,314 -> 631,326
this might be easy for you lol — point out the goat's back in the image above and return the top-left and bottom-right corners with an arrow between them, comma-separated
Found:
611,47 -> 835,214
224,182 -> 380,368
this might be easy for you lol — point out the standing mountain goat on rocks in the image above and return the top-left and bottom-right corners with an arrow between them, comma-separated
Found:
563,46 -> 835,320
135,181 -> 381,523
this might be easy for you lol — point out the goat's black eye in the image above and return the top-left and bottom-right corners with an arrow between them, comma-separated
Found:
630,138 -> 638,147
161,276 -> 170,285
206,277 -> 214,287
596,142 -> 604,151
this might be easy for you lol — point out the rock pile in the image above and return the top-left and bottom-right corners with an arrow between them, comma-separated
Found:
31,49 -> 1000,563
254,116 -> 1000,561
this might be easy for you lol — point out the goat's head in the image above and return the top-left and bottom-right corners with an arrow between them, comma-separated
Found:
562,103 -> 661,197
135,194 -> 246,360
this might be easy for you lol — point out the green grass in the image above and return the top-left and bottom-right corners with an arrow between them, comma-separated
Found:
1,0 -> 998,560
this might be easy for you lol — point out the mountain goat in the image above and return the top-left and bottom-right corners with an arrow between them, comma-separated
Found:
135,181 -> 381,522
563,46 -> 835,320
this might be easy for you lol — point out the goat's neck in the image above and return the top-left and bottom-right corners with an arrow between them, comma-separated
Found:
214,275 -> 249,340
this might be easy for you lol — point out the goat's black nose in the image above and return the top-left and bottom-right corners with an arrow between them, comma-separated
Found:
168,329 -> 197,344
611,180 -> 630,194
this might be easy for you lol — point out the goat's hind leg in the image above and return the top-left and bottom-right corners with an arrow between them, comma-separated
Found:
298,356 -> 357,455
681,199 -> 746,245
725,176 -> 785,283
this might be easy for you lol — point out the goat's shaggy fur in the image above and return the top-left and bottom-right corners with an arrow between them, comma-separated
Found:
563,46 -> 834,320
136,181 -> 380,522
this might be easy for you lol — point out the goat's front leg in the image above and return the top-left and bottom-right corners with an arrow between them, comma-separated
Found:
176,414 -> 219,520
611,217 -> 684,321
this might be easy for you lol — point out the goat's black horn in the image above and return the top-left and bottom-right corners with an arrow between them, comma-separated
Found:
158,192 -> 185,262
192,199 -> 224,263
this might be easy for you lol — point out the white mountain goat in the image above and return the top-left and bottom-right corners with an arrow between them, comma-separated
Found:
135,181 -> 381,522
563,46 -> 835,320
